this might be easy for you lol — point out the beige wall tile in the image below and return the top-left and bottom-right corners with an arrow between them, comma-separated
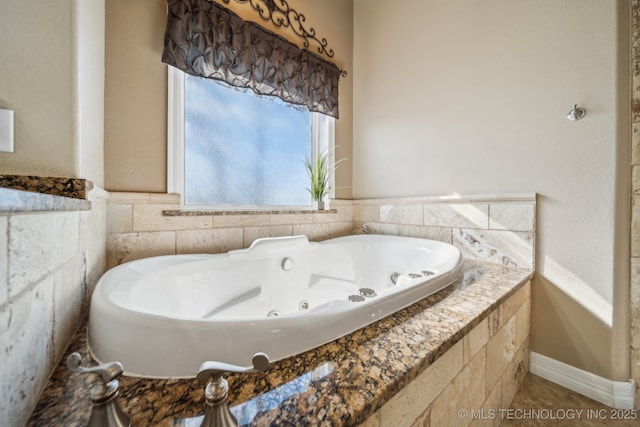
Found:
1,201 -> 108,426
380,204 -> 423,225
243,225 -> 293,247
293,223 -> 331,242
485,318 -> 518,396
424,204 -> 489,229
342,205 -> 354,223
107,231 -> 176,268
631,258 -> 640,314
353,205 -> 380,222
313,208 -> 347,223
634,116 -> 640,165
489,204 -> 535,232
53,256 -> 84,361
379,340 -> 464,426
0,216 -> 7,307
430,348 -> 486,427
0,279 -> 54,427
84,241 -> 107,296
133,204 -> 212,231
81,200 -> 107,245
513,300 -> 531,350
270,213 -> 313,225
398,225 -> 422,238
471,377 -> 501,427
421,226 -> 453,243
8,212 -> 79,298
633,165 -> 640,193
487,309 -> 500,338
633,197 -> 640,258
500,341 -> 529,409
499,281 -> 530,327
176,228 -> 243,254
107,203 -> 133,233
329,221 -> 353,238
214,214 -> 270,228
411,406 -> 431,427
464,318 -> 489,364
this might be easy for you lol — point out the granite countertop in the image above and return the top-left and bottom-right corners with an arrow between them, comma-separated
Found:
0,175 -> 93,213
28,261 -> 533,427
0,175 -> 91,199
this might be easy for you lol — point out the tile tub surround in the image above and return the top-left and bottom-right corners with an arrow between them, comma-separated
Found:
106,192 -> 535,274
0,187 -> 107,427
352,194 -> 536,270
28,261 -> 532,426
106,192 -> 354,268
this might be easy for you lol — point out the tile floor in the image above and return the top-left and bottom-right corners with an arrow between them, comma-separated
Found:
502,374 -> 638,426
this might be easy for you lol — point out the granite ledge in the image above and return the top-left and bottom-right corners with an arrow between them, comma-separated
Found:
28,261 -> 533,426
0,187 -> 91,214
0,175 -> 92,200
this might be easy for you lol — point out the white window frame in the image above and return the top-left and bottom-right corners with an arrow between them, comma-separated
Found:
167,66 -> 335,210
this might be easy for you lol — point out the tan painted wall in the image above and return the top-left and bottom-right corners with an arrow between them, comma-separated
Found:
630,0 -> 640,408
77,1 -> 106,186
104,0 -> 353,197
0,0 -> 105,186
353,0 -> 631,380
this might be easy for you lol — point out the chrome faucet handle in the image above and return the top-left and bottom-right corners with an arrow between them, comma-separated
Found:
67,352 -> 124,384
196,352 -> 270,384
196,353 -> 270,427
66,352 -> 131,427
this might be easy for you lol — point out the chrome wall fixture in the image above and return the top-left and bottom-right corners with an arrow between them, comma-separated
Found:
566,104 -> 586,121
220,0 -> 337,60
66,353 -> 131,427
196,353 -> 270,427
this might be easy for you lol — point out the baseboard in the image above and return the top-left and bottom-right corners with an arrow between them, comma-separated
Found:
530,352 -> 635,409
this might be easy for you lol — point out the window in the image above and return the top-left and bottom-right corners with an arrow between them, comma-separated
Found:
168,68 -> 335,209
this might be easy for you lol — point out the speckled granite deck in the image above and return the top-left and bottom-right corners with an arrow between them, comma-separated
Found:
27,261 -> 532,427
0,175 -> 91,199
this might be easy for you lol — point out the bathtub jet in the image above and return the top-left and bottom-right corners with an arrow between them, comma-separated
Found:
88,234 -> 464,378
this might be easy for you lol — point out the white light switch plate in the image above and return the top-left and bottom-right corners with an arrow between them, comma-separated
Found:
0,109 -> 14,153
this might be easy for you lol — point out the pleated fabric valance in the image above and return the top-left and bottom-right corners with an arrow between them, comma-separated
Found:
162,0 -> 341,118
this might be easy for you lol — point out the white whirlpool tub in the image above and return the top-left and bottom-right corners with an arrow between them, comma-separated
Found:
88,234 -> 464,378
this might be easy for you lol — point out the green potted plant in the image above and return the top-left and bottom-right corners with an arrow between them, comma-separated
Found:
303,148 -> 346,210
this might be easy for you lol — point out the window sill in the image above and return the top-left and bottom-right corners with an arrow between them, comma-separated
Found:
162,208 -> 338,216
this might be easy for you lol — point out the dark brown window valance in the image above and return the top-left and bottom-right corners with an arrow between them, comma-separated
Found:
162,0 -> 340,118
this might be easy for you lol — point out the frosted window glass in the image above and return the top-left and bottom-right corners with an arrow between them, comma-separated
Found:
184,75 -> 311,206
